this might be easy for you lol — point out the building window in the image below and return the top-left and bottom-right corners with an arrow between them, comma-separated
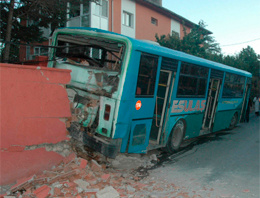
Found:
122,11 -> 133,27
101,0 -> 108,17
151,17 -> 158,26
94,0 -> 108,17
172,30 -> 180,38
26,46 -> 31,60
34,47 -> 40,56
34,47 -> 48,56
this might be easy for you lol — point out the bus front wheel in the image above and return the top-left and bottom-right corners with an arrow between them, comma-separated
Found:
229,113 -> 238,130
165,120 -> 185,153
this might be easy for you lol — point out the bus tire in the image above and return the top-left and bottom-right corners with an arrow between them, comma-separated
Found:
229,113 -> 238,130
165,120 -> 185,153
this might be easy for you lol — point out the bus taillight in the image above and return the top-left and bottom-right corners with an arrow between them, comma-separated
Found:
104,104 -> 111,121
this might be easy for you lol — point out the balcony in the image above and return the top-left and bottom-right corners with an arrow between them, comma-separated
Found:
67,14 -> 90,27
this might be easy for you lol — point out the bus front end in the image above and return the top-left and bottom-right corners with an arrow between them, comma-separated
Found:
48,28 -> 129,158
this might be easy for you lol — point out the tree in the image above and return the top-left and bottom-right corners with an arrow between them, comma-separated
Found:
236,46 -> 259,76
0,0 -> 99,63
156,20 -> 221,59
155,22 -> 259,97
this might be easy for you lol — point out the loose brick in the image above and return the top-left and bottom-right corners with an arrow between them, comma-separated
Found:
84,191 -> 97,198
10,175 -> 35,193
63,181 -> 77,188
79,158 -> 88,169
64,165 -> 72,172
135,183 -> 147,190
51,165 -> 64,172
33,185 -> 51,198
63,153 -> 76,164
65,192 -> 73,197
101,174 -> 110,181
90,160 -> 102,172
48,170 -> 79,184
79,169 -> 88,178
53,187 -> 62,196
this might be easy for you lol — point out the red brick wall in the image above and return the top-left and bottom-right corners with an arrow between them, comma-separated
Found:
0,64 -> 72,185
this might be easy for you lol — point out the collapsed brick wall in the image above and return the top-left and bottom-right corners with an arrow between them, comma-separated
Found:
0,64 -> 72,185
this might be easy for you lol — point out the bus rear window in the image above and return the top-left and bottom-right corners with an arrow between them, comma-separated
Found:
54,34 -> 125,72
136,54 -> 159,96
177,62 -> 209,98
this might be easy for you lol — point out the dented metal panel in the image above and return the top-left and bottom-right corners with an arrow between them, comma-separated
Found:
97,96 -> 116,137
49,29 -> 127,154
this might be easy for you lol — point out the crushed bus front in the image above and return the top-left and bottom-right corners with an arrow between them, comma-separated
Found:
48,28 -> 129,158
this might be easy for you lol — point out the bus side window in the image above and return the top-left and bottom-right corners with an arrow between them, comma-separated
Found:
135,53 -> 158,96
177,62 -> 209,98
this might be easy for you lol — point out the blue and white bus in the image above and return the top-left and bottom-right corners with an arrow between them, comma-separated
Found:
48,27 -> 252,158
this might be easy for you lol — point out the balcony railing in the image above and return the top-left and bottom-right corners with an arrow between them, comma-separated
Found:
67,14 -> 90,27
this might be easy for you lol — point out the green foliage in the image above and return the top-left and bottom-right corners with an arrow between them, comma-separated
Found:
156,21 -> 259,75
156,20 -> 221,59
0,0 -> 97,63
236,46 -> 259,76
156,22 -> 260,97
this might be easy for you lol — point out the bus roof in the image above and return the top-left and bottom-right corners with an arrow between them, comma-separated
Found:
55,27 -> 252,78
132,39 -> 252,78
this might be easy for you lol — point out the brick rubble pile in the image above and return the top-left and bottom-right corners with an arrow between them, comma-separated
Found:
1,153 -> 183,198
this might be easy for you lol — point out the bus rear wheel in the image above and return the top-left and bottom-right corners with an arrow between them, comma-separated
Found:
165,120 -> 185,153
229,113 -> 238,130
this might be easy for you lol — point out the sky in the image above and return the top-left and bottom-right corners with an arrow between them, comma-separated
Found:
162,0 -> 260,56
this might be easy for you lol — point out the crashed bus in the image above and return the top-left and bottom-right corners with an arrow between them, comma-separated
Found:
48,27 -> 252,158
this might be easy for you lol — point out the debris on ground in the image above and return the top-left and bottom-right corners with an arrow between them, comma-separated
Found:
1,140 -> 201,198
0,150 -> 183,198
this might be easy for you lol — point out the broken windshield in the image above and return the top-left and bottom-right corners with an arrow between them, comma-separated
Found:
53,34 -> 125,72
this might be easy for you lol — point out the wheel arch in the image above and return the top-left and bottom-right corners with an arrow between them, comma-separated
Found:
163,118 -> 187,153
165,117 -> 187,142
228,111 -> 239,130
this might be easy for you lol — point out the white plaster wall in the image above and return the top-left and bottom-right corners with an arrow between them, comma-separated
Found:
121,0 -> 136,38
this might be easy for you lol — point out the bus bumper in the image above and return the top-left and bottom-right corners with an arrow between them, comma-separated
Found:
83,133 -> 120,159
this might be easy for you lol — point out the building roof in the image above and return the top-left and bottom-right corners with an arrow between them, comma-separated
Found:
135,0 -> 213,35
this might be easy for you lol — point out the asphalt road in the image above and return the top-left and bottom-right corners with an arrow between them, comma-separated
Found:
150,114 -> 260,198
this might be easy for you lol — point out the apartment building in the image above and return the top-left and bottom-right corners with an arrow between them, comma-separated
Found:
21,0 -> 211,62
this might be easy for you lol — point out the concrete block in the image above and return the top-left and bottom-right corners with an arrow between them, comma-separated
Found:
73,179 -> 89,191
96,186 -> 120,198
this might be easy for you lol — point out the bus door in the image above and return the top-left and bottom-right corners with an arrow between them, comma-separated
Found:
202,78 -> 221,130
239,83 -> 251,122
150,70 -> 172,144
128,53 -> 160,153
